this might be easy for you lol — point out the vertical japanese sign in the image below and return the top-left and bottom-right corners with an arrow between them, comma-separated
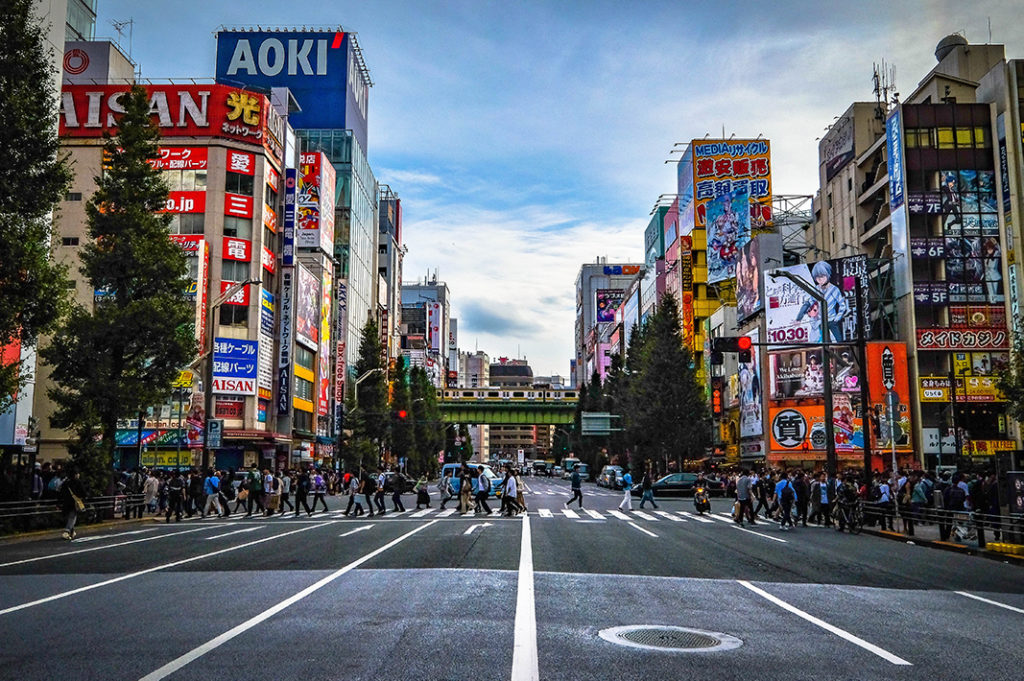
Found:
866,342 -> 912,453
318,269 -> 332,417
258,289 -> 275,401
277,269 -> 294,414
886,106 -> 911,297
282,168 -> 296,267
335,279 -> 348,400
427,301 -> 442,352
739,328 -> 763,437
297,152 -> 336,254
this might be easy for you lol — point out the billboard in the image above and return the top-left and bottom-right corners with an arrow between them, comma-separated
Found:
768,396 -> 864,453
821,114 -> 855,181
705,185 -> 751,284
318,269 -> 333,417
690,139 -> 772,230
864,343 -> 912,452
735,232 -> 783,322
596,289 -> 624,323
282,168 -> 297,266
212,338 -> 258,395
295,264 -> 319,350
215,30 -> 369,153
915,327 -> 1008,351
739,329 -> 762,438
769,346 -> 861,399
886,107 -> 911,298
277,269 -> 294,415
427,302 -> 442,353
765,255 -> 868,344
60,84 -> 270,146
297,152 -> 336,254
169,236 -> 208,349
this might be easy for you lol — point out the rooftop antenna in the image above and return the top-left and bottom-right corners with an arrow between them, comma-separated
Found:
872,59 -> 897,121
988,17 -> 992,43
111,18 -> 134,59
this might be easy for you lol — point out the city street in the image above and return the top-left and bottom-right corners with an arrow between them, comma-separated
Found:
0,477 -> 1022,680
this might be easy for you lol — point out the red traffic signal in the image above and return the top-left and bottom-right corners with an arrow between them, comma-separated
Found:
712,336 -> 752,353
397,409 -> 408,419
737,336 -> 752,351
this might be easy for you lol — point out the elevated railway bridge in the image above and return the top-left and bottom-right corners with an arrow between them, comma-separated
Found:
436,388 -> 578,425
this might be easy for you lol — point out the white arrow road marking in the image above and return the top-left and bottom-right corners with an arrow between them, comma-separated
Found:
738,581 -> 911,665
205,526 -> 264,540
339,525 -> 374,537
463,522 -> 493,535
537,508 -> 553,518
71,528 -> 157,543
511,513 -> 538,681
627,521 -> 658,538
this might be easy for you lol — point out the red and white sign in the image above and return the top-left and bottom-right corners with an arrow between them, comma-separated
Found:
164,190 -> 206,214
335,341 -> 346,400
222,237 -> 251,262
265,165 -> 280,189
227,150 -> 255,176
169,234 -> 204,255
212,377 -> 256,396
150,147 -> 208,171
214,397 -> 245,419
262,204 -> 277,233
261,245 -> 276,274
219,280 -> 251,306
60,84 -> 269,146
916,327 -> 1009,351
225,193 -> 253,218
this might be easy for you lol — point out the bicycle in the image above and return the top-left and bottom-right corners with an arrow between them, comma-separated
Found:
835,500 -> 864,535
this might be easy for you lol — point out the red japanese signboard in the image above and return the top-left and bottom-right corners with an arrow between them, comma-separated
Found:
219,280 -> 251,307
60,84 -> 270,147
222,237 -> 251,262
149,147 -> 208,170
261,245 -> 275,274
226,150 -> 255,176
163,191 -> 206,214
224,193 -> 253,218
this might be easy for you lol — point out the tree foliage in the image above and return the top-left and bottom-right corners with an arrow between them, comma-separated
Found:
0,0 -> 74,409
409,366 -> 442,475
42,86 -> 195,488
347,317 -> 388,468
390,356 -> 415,466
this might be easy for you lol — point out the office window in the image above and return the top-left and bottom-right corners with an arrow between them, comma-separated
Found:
294,409 -> 312,432
169,214 -> 204,235
295,346 -> 315,371
64,192 -> 82,201
221,260 -> 249,282
937,127 -> 955,149
61,236 -> 80,246
219,305 -> 248,327
223,217 -> 252,239
955,128 -> 972,147
295,376 -> 314,401
225,171 -> 254,196
974,127 -> 989,148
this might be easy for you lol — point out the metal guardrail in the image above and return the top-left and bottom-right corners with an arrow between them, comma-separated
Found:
0,495 -> 145,533
860,501 -> 1024,550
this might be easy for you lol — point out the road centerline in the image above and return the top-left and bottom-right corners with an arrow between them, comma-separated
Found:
511,512 -> 539,681
737,580 -> 911,665
954,591 -> 1024,614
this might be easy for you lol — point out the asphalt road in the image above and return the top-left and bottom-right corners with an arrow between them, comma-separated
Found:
1,476 -> 1022,681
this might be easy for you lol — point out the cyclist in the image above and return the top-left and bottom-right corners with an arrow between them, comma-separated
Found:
836,475 -> 861,533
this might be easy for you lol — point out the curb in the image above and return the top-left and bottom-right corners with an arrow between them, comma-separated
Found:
0,515 -> 160,545
862,527 -> 1024,567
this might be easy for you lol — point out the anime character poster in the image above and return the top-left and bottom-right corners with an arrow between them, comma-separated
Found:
765,256 -> 869,344
705,186 -> 751,284
295,264 -> 319,351
739,329 -> 763,437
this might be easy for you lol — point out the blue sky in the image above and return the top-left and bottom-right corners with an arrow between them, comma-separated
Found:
94,0 -> 1022,376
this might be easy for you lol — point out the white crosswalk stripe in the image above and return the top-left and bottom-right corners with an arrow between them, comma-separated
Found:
679,511 -> 714,523
583,509 -> 605,520
436,509 -> 457,518
709,513 -> 735,523
607,510 -> 631,520
537,508 -> 554,518
410,508 -> 433,517
631,511 -> 658,521
561,509 -> 580,519
655,511 -> 686,522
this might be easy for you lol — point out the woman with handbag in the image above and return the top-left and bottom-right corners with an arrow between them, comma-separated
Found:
59,467 -> 87,540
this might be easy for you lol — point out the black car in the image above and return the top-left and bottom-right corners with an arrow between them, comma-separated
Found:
630,472 -> 700,497
382,472 -> 415,494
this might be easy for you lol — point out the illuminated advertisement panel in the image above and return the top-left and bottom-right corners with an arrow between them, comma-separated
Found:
295,264 -> 319,350
739,329 -> 762,438
297,152 -> 336,254
765,255 -> 869,344
596,289 -> 624,324
768,399 -> 864,453
736,232 -> 782,322
690,139 -> 772,231
705,185 -> 751,284
318,269 -> 333,417
769,346 -> 861,399
865,343 -> 912,452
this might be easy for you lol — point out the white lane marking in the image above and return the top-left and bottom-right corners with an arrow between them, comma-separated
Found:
410,508 -> 434,517
390,510 -> 409,516
561,509 -> 580,519
463,522 -> 492,535
138,520 -> 439,681
545,491 -> 556,495
708,513 -> 735,523
584,509 -> 605,520
204,526 -> 263,540
737,581 -> 911,665
0,526 -> 213,568
339,525 -> 374,538
511,513 -> 538,681
607,510 -> 631,520
70,528 -> 157,543
955,591 -> 1024,614
436,509 -> 457,518
733,524 -> 788,543
632,511 -> 658,521
0,522 -> 332,617
537,509 -> 553,518
627,522 -> 658,538
655,511 -> 685,522
679,511 -> 714,523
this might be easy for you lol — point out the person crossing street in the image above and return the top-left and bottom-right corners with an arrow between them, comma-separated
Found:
565,466 -> 583,509
618,468 -> 633,511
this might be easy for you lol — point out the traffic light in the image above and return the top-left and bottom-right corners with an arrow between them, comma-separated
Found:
711,336 -> 753,363
397,409 -> 408,419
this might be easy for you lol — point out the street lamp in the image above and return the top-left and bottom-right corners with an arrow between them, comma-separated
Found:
351,368 -> 384,412
194,278 -> 261,471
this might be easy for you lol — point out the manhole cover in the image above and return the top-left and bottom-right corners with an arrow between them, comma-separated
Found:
599,625 -> 742,653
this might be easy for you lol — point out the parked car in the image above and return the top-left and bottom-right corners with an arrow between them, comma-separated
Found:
630,472 -> 701,497
532,461 -> 552,477
598,465 -> 624,489
381,471 -> 415,494
552,466 -> 562,477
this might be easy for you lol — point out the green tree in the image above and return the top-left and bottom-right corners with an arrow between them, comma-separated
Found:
629,293 -> 710,473
390,356 -> 416,469
348,317 -> 387,468
42,85 -> 195,489
409,366 -> 442,475
457,423 -> 474,461
0,0 -> 73,410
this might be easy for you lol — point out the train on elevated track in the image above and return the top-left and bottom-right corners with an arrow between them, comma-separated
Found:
437,388 -> 578,402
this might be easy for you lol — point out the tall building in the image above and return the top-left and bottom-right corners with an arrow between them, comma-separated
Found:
574,259 -> 642,387
458,351 -> 490,388
488,358 -> 536,460
803,35 -> 1023,469
401,278 -> 452,387
377,185 -> 404,364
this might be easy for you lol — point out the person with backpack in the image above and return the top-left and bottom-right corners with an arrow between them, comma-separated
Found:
362,470 -> 377,517
793,471 -> 809,527
202,468 -> 222,518
474,466 -> 492,515
245,465 -> 265,517
164,470 -> 185,522
774,471 -> 796,530
294,469 -> 313,516
564,466 -> 584,509
279,470 -> 295,515
438,470 -> 455,510
618,468 -> 633,511
311,469 -> 329,513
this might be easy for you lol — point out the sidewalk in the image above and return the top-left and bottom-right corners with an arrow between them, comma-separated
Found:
862,515 -> 1024,567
